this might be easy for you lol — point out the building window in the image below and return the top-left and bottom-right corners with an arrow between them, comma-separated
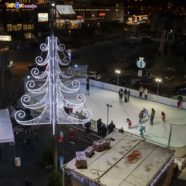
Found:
7,24 -> 13,32
12,25 -> 18,31
17,24 -> 22,31
23,24 -> 28,30
24,32 -> 33,39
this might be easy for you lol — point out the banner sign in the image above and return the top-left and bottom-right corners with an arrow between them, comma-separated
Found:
5,2 -> 37,9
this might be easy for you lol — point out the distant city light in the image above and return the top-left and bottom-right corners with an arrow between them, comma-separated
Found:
0,35 -> 12,41
115,69 -> 121,74
155,78 -> 162,83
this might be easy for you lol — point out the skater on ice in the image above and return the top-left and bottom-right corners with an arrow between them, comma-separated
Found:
118,88 -> 124,102
139,86 -> 144,98
127,118 -> 132,129
144,88 -> 148,99
150,108 -> 155,125
127,90 -> 130,102
139,108 -> 149,123
139,125 -> 146,138
177,95 -> 183,109
161,111 -> 166,123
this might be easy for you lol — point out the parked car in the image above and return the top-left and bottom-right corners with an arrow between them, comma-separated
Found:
133,79 -> 157,92
173,86 -> 186,96
108,76 -> 131,87
87,71 -> 101,80
28,63 -> 46,71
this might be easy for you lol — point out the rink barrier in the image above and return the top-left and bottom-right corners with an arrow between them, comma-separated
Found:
79,78 -> 186,109
90,119 -> 186,157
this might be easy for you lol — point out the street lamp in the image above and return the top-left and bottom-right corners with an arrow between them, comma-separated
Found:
115,69 -> 121,85
155,78 -> 162,95
106,104 -> 112,126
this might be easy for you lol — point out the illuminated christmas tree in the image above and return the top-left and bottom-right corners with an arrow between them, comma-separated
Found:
15,36 -> 91,135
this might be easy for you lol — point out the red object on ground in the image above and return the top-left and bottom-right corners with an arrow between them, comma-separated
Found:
70,128 -> 77,142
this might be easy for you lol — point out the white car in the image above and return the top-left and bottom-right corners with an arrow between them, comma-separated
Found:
87,71 -> 101,80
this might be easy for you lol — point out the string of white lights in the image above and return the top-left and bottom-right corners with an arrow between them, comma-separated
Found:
15,36 -> 91,135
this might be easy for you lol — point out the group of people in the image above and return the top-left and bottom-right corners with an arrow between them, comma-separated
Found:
139,86 -> 148,99
58,128 -> 77,144
97,119 -> 115,137
126,107 -> 166,137
118,88 -> 130,103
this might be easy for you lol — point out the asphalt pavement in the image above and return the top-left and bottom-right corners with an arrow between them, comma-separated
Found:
0,124 -> 100,186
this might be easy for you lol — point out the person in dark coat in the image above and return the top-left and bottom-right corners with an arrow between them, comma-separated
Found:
101,124 -> 107,137
124,88 -> 128,102
150,108 -> 155,125
124,88 -> 127,96
118,88 -> 124,102
108,121 -> 115,134
127,90 -> 130,101
177,95 -> 183,109
85,121 -> 91,134
97,118 -> 102,135
86,77 -> 90,95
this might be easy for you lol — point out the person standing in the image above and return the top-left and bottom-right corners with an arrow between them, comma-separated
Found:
161,111 -> 166,123
118,88 -> 124,102
85,121 -> 91,134
139,125 -> 146,138
139,86 -> 144,98
177,95 -> 183,109
101,124 -> 107,137
124,88 -> 128,102
127,90 -> 130,102
150,108 -> 155,125
144,88 -> 148,99
69,128 -> 77,144
86,77 -> 90,95
139,110 -> 144,123
127,118 -> 132,129
97,118 -> 102,135
58,130 -> 64,143
108,121 -> 115,134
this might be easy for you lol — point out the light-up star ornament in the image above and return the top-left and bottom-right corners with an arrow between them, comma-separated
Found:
14,36 -> 91,135
136,57 -> 146,69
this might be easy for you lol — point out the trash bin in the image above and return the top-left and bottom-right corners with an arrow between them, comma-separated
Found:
15,157 -> 21,167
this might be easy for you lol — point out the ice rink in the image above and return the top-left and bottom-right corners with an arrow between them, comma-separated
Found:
79,85 -> 186,148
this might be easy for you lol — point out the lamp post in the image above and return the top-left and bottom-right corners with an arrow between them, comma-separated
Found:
155,78 -> 162,95
106,104 -> 112,126
115,69 -> 121,85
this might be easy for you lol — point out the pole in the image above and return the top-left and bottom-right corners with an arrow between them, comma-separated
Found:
62,167 -> 65,186
50,2 -> 55,37
106,104 -> 112,126
49,37 -> 58,172
117,74 -> 120,85
107,105 -> 109,126
49,2 -> 58,170
168,124 -> 173,147
157,82 -> 159,95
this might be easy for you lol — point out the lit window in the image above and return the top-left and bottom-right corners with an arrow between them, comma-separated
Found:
7,24 -> 13,32
28,24 -> 32,30
24,32 -> 33,39
23,24 -> 28,30
17,24 -> 22,31
12,25 -> 18,31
